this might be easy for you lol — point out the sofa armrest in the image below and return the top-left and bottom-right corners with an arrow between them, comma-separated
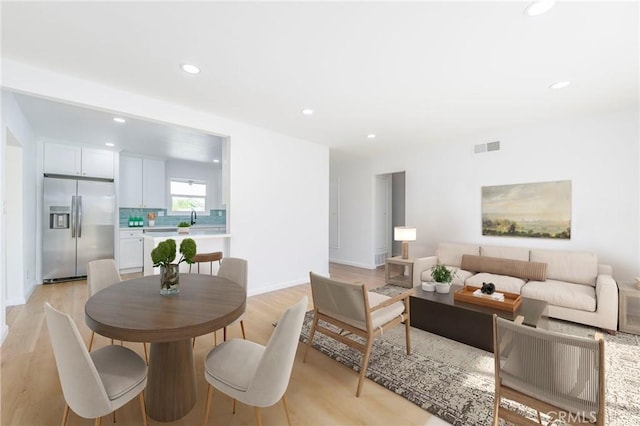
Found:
412,256 -> 438,287
595,273 -> 618,330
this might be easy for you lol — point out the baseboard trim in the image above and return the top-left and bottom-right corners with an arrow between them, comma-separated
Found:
329,258 -> 377,270
5,297 -> 26,307
0,324 -> 8,347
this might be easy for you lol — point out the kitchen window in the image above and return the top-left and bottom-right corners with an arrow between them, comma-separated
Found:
170,179 -> 207,213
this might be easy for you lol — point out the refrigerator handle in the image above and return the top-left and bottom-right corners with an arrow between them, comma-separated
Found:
71,196 -> 77,238
77,196 -> 83,238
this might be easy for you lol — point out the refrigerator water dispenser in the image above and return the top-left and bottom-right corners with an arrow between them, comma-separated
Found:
49,207 -> 70,229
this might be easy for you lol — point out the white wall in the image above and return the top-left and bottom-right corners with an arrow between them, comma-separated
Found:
2,59 -> 329,297
331,109 -> 640,283
0,90 -> 38,341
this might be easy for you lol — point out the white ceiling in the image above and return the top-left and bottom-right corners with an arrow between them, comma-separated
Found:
1,1 -> 638,155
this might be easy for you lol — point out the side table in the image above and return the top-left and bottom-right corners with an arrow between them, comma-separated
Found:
385,257 -> 415,288
619,282 -> 640,335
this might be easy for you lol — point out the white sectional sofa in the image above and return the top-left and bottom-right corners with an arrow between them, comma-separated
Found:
415,242 -> 619,332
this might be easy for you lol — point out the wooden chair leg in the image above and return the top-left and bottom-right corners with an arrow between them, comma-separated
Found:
110,338 -> 114,345
492,389 -> 500,426
203,385 -> 213,426
112,410 -> 116,423
233,398 -> 237,414
404,316 -> 411,355
61,404 -> 70,426
240,320 -> 246,339
192,338 -> 196,348
88,332 -> 95,351
139,392 -> 148,426
356,338 -> 374,397
95,416 -> 101,426
282,395 -> 292,426
224,327 -> 227,342
143,343 -> 148,364
303,313 -> 319,363
213,330 -> 217,346
255,407 -> 262,426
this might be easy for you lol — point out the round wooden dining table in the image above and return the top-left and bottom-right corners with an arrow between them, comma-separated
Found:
85,273 -> 246,422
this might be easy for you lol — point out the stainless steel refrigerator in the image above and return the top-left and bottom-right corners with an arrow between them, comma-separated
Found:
43,175 -> 115,282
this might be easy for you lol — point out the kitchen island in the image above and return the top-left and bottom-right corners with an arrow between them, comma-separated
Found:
143,231 -> 231,276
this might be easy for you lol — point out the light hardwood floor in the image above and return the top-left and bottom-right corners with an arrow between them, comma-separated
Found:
1,263 -> 448,426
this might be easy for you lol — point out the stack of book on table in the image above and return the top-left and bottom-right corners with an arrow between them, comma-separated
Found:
472,289 -> 505,301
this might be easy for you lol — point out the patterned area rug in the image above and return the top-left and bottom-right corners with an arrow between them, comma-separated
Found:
299,286 -> 640,425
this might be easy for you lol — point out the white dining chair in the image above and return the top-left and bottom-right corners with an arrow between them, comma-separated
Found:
87,259 -> 148,363
45,302 -> 148,426
203,296 -> 308,426
217,257 -> 248,341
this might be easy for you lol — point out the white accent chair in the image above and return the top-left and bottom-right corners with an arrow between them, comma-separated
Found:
203,296 -> 308,426
45,302 -> 148,426
493,314 -> 605,425
304,272 -> 412,397
87,259 -> 148,363
217,257 -> 248,341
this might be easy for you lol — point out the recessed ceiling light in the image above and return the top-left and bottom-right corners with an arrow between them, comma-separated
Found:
105,142 -> 115,147
213,159 -> 220,163
301,109 -> 314,115
181,63 -> 201,74
113,117 -> 126,123
525,0 -> 556,17
367,134 -> 377,139
549,81 -> 571,90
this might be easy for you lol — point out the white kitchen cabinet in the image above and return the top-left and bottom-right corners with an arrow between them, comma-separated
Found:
44,142 -> 114,179
119,155 -> 165,208
119,229 -> 144,270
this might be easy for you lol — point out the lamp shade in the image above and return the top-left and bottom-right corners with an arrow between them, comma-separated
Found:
394,226 -> 416,242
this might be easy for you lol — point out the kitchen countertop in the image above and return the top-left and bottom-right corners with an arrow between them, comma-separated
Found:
120,225 -> 226,232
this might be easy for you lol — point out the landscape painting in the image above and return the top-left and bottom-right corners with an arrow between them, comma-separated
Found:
482,180 -> 571,239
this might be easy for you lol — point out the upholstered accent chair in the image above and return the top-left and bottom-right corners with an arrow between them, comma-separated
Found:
304,272 -> 412,397
203,296 -> 308,426
87,259 -> 148,363
493,314 -> 605,425
45,302 -> 148,426
217,257 -> 248,341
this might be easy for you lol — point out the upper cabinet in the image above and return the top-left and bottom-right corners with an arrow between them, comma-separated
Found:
44,142 -> 114,179
119,155 -> 166,208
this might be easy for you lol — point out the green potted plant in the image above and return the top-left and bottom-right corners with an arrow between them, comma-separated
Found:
430,263 -> 457,294
151,238 -> 197,295
177,221 -> 191,234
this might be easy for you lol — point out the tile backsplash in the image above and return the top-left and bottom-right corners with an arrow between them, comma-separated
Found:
119,208 -> 226,228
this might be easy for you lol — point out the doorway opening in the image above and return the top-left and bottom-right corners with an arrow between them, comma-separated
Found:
373,171 -> 406,266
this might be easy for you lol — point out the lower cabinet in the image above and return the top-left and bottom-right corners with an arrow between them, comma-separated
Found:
119,230 -> 144,270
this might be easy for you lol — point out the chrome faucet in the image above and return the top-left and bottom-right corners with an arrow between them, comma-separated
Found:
190,209 -> 197,226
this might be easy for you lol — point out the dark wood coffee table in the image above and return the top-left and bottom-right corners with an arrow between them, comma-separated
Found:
410,284 -> 548,352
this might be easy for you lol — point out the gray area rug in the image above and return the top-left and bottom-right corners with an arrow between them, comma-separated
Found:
299,286 -> 640,425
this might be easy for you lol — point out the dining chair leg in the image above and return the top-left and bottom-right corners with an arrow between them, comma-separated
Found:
233,398 -> 237,414
240,320 -> 246,339
112,409 -> 116,423
110,338 -> 114,345
303,312 -> 319,362
95,416 -> 101,426
255,407 -> 262,426
192,338 -> 196,348
224,327 -> 227,342
404,316 -> 411,355
213,330 -> 217,346
203,385 -> 213,426
88,332 -> 95,351
61,404 -> 70,426
356,338 -> 374,397
282,395 -> 292,426
143,343 -> 148,364
492,390 -> 500,426
139,392 -> 148,426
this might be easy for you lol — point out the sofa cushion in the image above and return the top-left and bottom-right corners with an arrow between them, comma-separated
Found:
466,273 -> 526,294
421,267 -> 474,285
481,245 -> 530,261
529,249 -> 598,287
522,280 -> 596,312
437,243 -> 479,268
460,255 -> 547,281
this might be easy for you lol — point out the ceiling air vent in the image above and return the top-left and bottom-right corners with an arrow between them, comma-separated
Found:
474,141 -> 500,154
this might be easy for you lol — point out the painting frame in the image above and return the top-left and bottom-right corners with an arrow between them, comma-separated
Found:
481,180 -> 571,239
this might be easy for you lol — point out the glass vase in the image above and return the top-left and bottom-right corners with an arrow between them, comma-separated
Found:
160,264 -> 180,295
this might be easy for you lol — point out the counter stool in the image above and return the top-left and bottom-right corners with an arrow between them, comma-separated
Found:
189,251 -> 223,275
190,251 -> 223,348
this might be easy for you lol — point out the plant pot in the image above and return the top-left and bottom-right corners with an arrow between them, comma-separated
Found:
177,227 -> 190,234
160,264 -> 180,295
421,282 -> 436,292
435,283 -> 451,294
